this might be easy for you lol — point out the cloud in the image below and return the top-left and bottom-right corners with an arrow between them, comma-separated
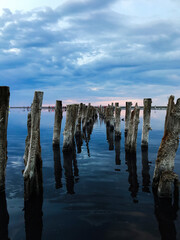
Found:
0,0 -> 180,106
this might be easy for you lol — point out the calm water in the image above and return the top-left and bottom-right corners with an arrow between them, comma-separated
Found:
1,109 -> 180,240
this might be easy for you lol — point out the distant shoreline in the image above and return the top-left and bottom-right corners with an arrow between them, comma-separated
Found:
10,106 -> 167,110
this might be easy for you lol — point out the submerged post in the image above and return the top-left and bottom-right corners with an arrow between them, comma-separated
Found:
23,91 -> 44,180
125,102 -> 132,133
63,104 -> 78,152
125,103 -> 140,152
0,87 -> 10,191
153,96 -> 180,198
141,98 -> 152,148
53,100 -> 63,145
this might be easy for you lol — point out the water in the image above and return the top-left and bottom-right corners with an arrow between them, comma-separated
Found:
1,109 -> 180,240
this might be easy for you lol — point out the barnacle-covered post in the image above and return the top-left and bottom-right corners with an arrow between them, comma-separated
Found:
141,98 -> 152,148
125,103 -> 140,152
153,96 -> 180,198
53,100 -> 63,145
0,86 -> 10,191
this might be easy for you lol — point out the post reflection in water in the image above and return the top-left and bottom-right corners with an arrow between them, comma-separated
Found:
0,191 -> 9,240
82,120 -> 95,157
63,143 -> 79,194
53,144 -> 63,189
115,137 -> 121,171
154,186 -> 179,240
24,160 -> 43,240
106,124 -> 114,151
141,147 -> 151,193
75,132 -> 83,154
125,151 -> 139,203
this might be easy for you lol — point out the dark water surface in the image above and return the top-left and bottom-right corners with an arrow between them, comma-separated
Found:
2,109 -> 180,240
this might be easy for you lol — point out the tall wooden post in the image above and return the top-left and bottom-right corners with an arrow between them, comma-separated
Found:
0,86 -> 10,191
53,100 -> 62,145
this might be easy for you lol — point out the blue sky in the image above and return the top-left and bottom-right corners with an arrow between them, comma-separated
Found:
0,0 -> 180,106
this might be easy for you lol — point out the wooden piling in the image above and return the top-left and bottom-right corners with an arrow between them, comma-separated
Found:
23,91 -> 43,180
105,105 -> 114,130
125,103 -> 140,152
53,100 -> 62,145
125,102 -> 132,133
63,104 -> 78,152
0,86 -> 10,191
141,98 -> 152,147
153,96 -> 180,198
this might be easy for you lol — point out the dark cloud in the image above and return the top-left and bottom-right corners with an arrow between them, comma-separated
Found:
0,0 -> 180,105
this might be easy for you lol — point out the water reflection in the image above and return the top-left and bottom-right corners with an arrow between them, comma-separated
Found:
53,144 -> 62,189
82,120 -> 96,157
125,151 -> 139,203
0,191 -> 9,240
106,124 -> 114,151
154,186 -> 179,240
63,144 -> 79,194
141,147 -> 151,193
24,158 -> 43,240
115,138 -> 121,171
75,132 -> 83,154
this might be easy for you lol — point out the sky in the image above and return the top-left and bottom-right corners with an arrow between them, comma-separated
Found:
0,0 -> 180,106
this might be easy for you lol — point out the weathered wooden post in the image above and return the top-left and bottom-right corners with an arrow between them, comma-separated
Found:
153,96 -> 180,198
75,103 -> 83,153
63,104 -> 78,152
125,103 -> 140,152
115,102 -> 119,107
105,105 -> 114,130
53,100 -> 62,145
125,102 -> 132,133
82,104 -> 87,130
141,98 -> 152,148
23,91 -> 43,180
114,106 -> 121,139
0,86 -> 10,191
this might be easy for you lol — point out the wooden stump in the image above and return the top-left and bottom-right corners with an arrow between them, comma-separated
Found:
125,103 -> 140,152
0,86 -> 10,191
63,104 -> 78,152
141,98 -> 152,147
23,91 -> 43,180
53,100 -> 62,145
125,102 -> 132,133
153,96 -> 180,197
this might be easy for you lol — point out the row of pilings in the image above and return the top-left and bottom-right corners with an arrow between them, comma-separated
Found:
0,86 -> 179,201
0,86 -> 180,239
